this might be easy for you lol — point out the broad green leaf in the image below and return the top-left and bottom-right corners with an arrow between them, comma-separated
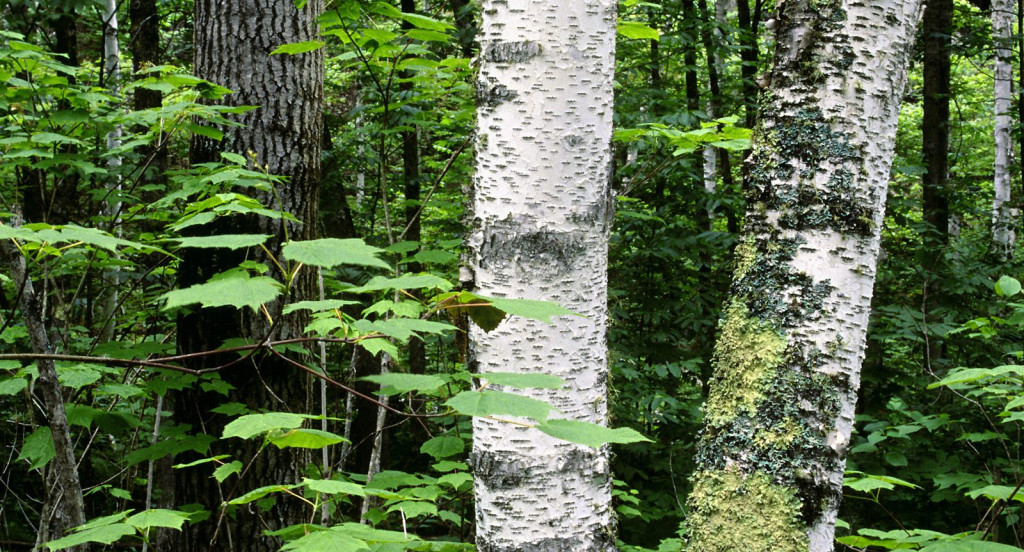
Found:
445,390 -> 556,421
965,484 -> 1024,503
532,419 -> 651,448
617,21 -> 661,40
268,428 -> 348,449
161,272 -> 283,311
280,530 -> 369,552
481,296 -> 580,323
921,541 -> 1024,552
173,455 -> 231,469
929,365 -> 1024,388
438,472 -> 473,489
844,471 -> 920,492
45,523 -> 136,550
270,40 -> 325,55
303,478 -> 367,497
18,426 -> 55,470
360,373 -> 446,394
212,461 -> 243,482
399,13 -> 453,31
126,509 -> 190,530
222,412 -> 309,439
57,363 -> 106,388
420,435 -> 465,460
282,299 -> 359,314
535,419 -> 652,448
370,318 -> 457,341
995,275 -> 1021,297
228,484 -> 297,505
348,274 -> 453,293
478,372 -> 565,389
282,238 -> 390,269
0,377 -> 28,395
167,234 -> 271,249
388,501 -> 437,519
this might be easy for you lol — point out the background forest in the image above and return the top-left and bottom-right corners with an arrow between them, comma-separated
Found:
1,0 -> 1024,551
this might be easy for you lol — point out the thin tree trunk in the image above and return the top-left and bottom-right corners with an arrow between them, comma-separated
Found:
2,215 -> 87,552
685,2 -> 923,552
921,0 -> 953,368
469,0 -> 617,550
401,0 -> 426,377
170,2 -> 325,550
993,0 -> 1016,259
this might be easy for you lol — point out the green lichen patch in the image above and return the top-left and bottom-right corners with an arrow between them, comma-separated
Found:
703,300 -> 787,427
745,109 -> 873,236
686,469 -> 807,552
730,236 -> 832,327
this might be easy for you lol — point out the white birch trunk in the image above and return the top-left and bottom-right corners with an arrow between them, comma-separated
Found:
685,2 -> 923,552
993,0 -> 1015,259
468,1 -> 617,550
98,0 -> 122,343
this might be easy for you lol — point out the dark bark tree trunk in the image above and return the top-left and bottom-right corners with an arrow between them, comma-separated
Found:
449,0 -> 476,58
921,0 -> 952,367
401,0 -> 426,377
168,2 -> 325,551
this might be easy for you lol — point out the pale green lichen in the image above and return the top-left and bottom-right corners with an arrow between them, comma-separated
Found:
686,468 -> 807,552
703,299 -> 787,427
732,240 -> 757,282
753,418 -> 802,450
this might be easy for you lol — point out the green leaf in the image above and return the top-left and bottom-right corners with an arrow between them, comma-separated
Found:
212,461 -> 243,482
995,275 -> 1022,297
18,426 -> 55,470
617,21 -> 661,40
268,428 -> 348,449
348,274 -> 453,293
222,412 -> 309,439
45,523 -> 136,550
228,484 -> 297,505
387,501 -> 437,519
445,390 -> 556,421
167,234 -> 271,249
360,373 -> 447,394
965,485 -> 1024,503
58,363 -> 106,388
125,509 -> 190,530
161,272 -> 283,311
0,377 -> 28,395
282,299 -> 359,314
478,372 -> 564,389
282,238 -> 390,269
480,295 -> 580,323
270,40 -> 325,55
399,13 -> 453,31
279,529 -> 369,552
303,478 -> 367,497
921,541 -> 1024,552
420,436 -> 465,460
535,419 -> 652,448
438,472 -> 473,489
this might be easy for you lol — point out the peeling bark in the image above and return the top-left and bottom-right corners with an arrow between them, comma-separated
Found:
686,2 -> 923,552
469,1 -> 617,550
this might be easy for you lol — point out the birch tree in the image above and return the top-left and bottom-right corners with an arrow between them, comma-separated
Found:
468,0 -> 617,550
992,0 -> 1015,259
685,2 -> 923,551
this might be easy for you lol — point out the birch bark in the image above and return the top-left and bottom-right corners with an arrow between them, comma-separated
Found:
685,2 -> 922,552
993,0 -> 1015,259
468,1 -> 617,550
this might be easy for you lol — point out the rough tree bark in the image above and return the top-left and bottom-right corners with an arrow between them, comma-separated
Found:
468,1 -> 617,551
685,2 -> 923,552
2,216 -> 87,552
169,2 -> 324,551
992,0 -> 1015,259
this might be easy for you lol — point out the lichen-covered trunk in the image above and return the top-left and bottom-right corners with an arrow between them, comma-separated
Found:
685,2 -> 922,552
993,0 -> 1015,259
468,1 -> 617,551
169,2 -> 324,551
